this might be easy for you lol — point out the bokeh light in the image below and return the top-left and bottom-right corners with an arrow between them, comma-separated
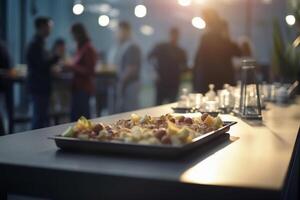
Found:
140,25 -> 154,36
192,17 -> 206,29
72,3 -> 84,15
98,15 -> 110,27
285,15 -> 296,26
134,4 -> 147,18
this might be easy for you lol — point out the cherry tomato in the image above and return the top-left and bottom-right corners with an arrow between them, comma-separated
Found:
184,117 -> 193,124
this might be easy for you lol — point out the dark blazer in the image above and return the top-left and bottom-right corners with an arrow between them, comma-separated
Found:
26,35 -> 58,94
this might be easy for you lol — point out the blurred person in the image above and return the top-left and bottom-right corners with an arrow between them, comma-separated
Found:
148,27 -> 187,105
238,37 -> 253,57
0,40 -> 13,135
64,23 -> 97,121
94,51 -> 112,116
114,21 -> 141,112
51,38 -> 70,117
193,10 -> 241,93
51,38 -> 68,77
26,17 -> 59,129
51,38 -> 67,75
234,37 -> 254,81
52,38 -> 66,62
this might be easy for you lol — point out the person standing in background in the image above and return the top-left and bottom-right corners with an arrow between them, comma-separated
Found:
52,39 -> 66,62
114,21 -> 141,112
233,36 -> 254,81
148,27 -> 187,105
0,40 -> 13,135
239,37 -> 253,58
26,17 -> 59,129
193,9 -> 241,93
51,38 -> 70,115
65,23 -> 97,121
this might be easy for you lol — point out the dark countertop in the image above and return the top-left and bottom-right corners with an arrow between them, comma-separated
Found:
0,102 -> 299,199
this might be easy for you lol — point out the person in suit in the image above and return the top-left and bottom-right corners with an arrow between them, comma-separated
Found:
26,17 -> 59,129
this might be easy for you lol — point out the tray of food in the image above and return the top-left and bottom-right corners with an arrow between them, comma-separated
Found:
51,113 -> 236,157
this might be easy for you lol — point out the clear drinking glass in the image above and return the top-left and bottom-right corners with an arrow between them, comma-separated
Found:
178,88 -> 190,108
205,100 -> 219,112
189,93 -> 203,108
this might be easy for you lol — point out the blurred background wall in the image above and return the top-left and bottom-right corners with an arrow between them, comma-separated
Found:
0,0 -> 299,133
4,0 -> 296,66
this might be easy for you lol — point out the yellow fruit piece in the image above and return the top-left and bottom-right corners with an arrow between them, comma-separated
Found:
140,115 -> 151,123
177,126 -> 191,142
76,116 -> 92,130
204,115 -> 215,127
186,135 -> 193,143
131,113 -> 141,123
213,116 -> 223,129
167,120 -> 180,135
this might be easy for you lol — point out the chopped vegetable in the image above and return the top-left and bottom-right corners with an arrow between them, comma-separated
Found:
131,113 -> 141,124
214,116 -> 223,129
61,113 -> 224,146
167,120 -> 180,135
62,126 -> 74,137
177,126 -> 192,142
204,115 -> 215,127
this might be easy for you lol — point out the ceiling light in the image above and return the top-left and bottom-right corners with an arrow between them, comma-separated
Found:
192,17 -> 206,29
134,4 -> 147,18
285,15 -> 296,26
73,3 -> 84,15
98,15 -> 110,27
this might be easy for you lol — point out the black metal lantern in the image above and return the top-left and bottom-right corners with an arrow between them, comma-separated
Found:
239,59 -> 262,120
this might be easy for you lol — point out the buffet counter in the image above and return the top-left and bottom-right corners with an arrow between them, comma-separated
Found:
0,99 -> 299,200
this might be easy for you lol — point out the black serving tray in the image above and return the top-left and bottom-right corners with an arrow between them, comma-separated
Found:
171,107 -> 198,113
171,107 -> 220,117
51,121 -> 237,158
